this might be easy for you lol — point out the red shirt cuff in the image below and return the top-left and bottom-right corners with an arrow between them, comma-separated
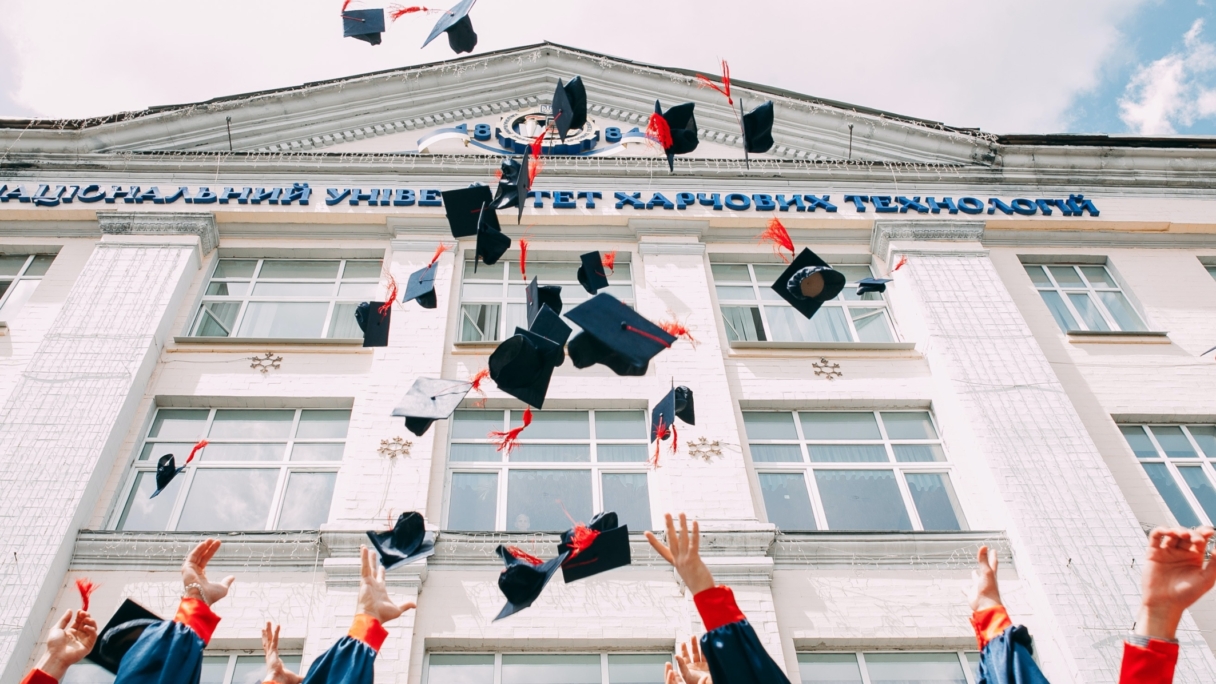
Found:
349,614 -> 388,652
1121,639 -> 1179,684
970,606 -> 1013,650
174,598 -> 221,645
693,586 -> 747,632
21,670 -> 58,684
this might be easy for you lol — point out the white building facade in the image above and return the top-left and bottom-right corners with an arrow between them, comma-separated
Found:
2,43 -> 1216,683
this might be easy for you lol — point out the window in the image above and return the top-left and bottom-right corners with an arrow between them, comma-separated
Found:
446,410 -> 652,532
1120,423 -> 1216,527
0,253 -> 54,320
799,652 -> 980,684
425,654 -> 671,684
1023,263 -> 1146,333
459,259 -> 634,342
189,258 -> 383,339
744,411 -> 966,532
711,262 -> 894,344
116,408 -> 348,532
63,653 -> 302,684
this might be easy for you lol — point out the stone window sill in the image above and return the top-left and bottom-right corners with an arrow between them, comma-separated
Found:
729,341 -> 917,354
1067,330 -> 1170,345
172,336 -> 365,347
452,341 -> 499,354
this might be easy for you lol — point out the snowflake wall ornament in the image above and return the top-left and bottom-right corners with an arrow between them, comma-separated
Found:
249,352 -> 283,374
813,357 -> 842,380
687,437 -> 723,463
378,437 -> 412,460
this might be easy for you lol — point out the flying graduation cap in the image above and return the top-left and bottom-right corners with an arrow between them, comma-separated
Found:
86,599 -> 163,674
651,385 -> 695,465
551,77 -> 588,142
489,305 -> 571,409
566,293 -> 676,377
151,440 -> 208,498
771,248 -> 847,320
402,245 -> 448,310
367,511 -> 436,569
392,377 -> 473,436
526,277 -> 563,324
442,185 -> 511,272
856,277 -> 893,296
355,301 -> 392,347
557,511 -> 631,583
342,6 -> 386,45
494,545 -> 568,621
422,0 -> 478,54
647,100 -> 699,172
742,101 -> 775,154
492,157 -> 531,225
576,251 -> 613,295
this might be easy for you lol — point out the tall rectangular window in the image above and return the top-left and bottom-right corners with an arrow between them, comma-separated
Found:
458,258 -> 634,342
0,253 -> 54,320
1120,423 -> 1216,527
744,411 -> 966,532
62,652 -> 302,684
189,258 -> 383,339
426,654 -> 670,683
798,652 -> 979,684
446,410 -> 652,532
116,408 -> 348,532
1023,263 -> 1147,333
711,262 -> 894,344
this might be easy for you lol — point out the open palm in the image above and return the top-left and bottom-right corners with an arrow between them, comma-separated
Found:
182,539 -> 235,606
1142,527 -> 1216,614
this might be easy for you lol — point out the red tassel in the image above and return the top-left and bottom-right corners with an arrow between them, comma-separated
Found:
658,317 -> 697,350
185,440 -> 208,466
490,407 -> 532,455
671,423 -> 679,455
519,240 -> 529,281
566,524 -> 601,560
531,130 -> 547,159
893,255 -> 908,272
469,368 -> 491,394
389,5 -> 430,20
76,578 -> 96,611
646,113 -> 673,150
341,0 -> 354,11
694,60 -> 732,105
528,158 -> 543,186
429,243 -> 447,267
651,416 -> 670,468
624,325 -> 672,349
495,168 -> 503,181
601,250 -> 616,274
758,218 -> 795,262
379,274 -> 398,315
506,546 -> 543,566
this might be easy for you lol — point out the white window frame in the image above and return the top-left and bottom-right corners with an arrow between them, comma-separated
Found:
445,409 -> 653,532
421,652 -> 675,684
1205,263 -> 1216,282
746,410 -> 966,532
112,407 -> 347,532
63,650 -> 302,684
0,253 -> 54,319
711,262 -> 896,344
188,257 -> 383,339
1023,263 -> 1147,333
1120,423 -> 1216,527
457,257 -> 634,343
797,650 -> 980,684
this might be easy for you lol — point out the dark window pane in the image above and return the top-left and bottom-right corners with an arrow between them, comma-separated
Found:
452,410 -> 504,438
881,412 -> 938,439
598,445 -> 649,462
1151,426 -> 1198,458
502,655 -> 600,684
199,443 -> 286,462
148,409 -> 209,439
460,303 -> 500,342
139,442 -> 196,462
450,444 -> 503,462
1142,463 -> 1201,527
509,444 -> 591,462
865,653 -> 966,684
750,444 -> 804,463
448,473 -> 498,531
342,260 -> 384,279
906,473 -> 966,531
61,663 -> 116,684
177,469 -> 278,531
608,654 -> 670,684
893,444 -> 946,462
506,470 -> 591,532
808,445 -> 888,463
290,443 -> 345,461
209,409 -> 294,439
800,412 -> 881,440
603,473 -> 652,531
199,656 -> 230,684
797,653 -> 862,683
1121,426 -> 1159,458
596,411 -> 647,439
276,472 -> 336,529
1177,467 -> 1216,522
213,259 -> 257,278
1038,291 -> 1077,332
1188,426 -> 1216,458
259,260 -> 340,279
759,473 -> 816,531
513,410 -> 589,439
814,470 -> 912,531
743,412 -> 798,440
1023,264 -> 1051,286
428,655 -> 495,683
237,302 -> 329,338
721,306 -> 765,341
118,471 -> 176,531
26,254 -> 55,276
296,410 -> 351,438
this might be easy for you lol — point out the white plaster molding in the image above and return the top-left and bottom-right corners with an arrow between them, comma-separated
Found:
639,243 -> 706,255
97,211 -> 218,255
771,531 -> 1012,568
870,220 -> 985,259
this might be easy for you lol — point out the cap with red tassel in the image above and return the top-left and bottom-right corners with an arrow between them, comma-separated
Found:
76,578 -> 97,611
489,407 -> 532,455
557,511 -> 631,583
758,218 -> 795,262
657,316 -> 697,350
388,4 -> 435,20
518,239 -> 529,281
695,60 -> 733,105
893,255 -> 908,272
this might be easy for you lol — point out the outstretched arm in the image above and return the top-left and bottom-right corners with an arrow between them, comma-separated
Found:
968,546 -> 1012,650
23,610 -> 98,684
174,538 -> 233,644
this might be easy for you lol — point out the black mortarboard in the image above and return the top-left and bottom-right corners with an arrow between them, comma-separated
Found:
343,8 -> 386,45
557,512 -> 631,583
86,599 -> 163,674
551,77 -> 588,141
422,0 -> 478,54
442,185 -> 500,238
653,100 -> 699,172
355,301 -> 391,347
475,221 -> 511,270
392,377 -> 473,436
856,277 -> 893,296
526,277 -> 564,325
771,248 -> 846,320
576,251 -> 611,295
403,262 -> 439,309
742,101 -> 775,154
651,385 -> 695,443
674,386 -> 695,425
564,77 -> 588,130
565,294 -> 676,377
367,511 -> 436,570
492,158 -> 529,224
527,305 -> 572,365
489,333 -> 556,409
494,545 -> 568,621
153,454 -> 181,498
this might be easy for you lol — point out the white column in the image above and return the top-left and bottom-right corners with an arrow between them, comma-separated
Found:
0,212 -> 215,681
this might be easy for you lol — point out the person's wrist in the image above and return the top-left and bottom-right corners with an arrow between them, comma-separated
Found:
36,652 -> 71,680
183,583 -> 209,605
682,564 -> 716,595
1135,603 -> 1184,641
972,595 -> 1003,612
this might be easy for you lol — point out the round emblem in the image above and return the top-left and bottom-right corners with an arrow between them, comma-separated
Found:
496,108 -> 600,155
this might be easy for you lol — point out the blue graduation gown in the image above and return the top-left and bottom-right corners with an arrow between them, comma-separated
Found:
976,625 -> 1051,684
114,620 -> 206,684
700,619 -> 792,684
301,636 -> 378,684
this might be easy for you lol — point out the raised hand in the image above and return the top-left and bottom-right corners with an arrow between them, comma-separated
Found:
665,661 -> 686,684
677,636 -> 711,684
968,545 -> 1003,612
37,610 -> 98,680
182,539 -> 235,606
1136,526 -> 1216,641
357,545 -> 417,624
262,622 -> 303,684
645,513 -> 715,594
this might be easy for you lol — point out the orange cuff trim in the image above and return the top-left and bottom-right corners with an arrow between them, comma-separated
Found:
349,614 -> 388,652
970,606 -> 1013,650
693,586 -> 747,633
174,598 -> 221,645
1120,640 -> 1179,684
21,670 -> 58,684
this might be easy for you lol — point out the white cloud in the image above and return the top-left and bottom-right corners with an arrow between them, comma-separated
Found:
0,0 -> 1147,133
1119,18 -> 1216,134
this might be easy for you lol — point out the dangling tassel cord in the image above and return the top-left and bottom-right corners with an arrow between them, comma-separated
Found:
490,407 -> 533,455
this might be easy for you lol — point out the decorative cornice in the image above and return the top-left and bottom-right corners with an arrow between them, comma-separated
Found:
771,531 -> 1012,568
97,211 -> 218,255
871,220 -> 985,257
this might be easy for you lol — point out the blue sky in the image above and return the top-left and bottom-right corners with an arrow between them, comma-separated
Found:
1,0 -> 1214,135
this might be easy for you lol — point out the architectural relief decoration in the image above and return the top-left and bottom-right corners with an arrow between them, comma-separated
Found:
97,211 -> 219,255
248,352 -> 283,374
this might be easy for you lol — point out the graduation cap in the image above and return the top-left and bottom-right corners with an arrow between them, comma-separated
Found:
475,221 -> 511,271
443,185 -> 500,238
403,246 -> 446,309
355,301 -> 392,347
551,77 -> 588,141
557,512 -> 631,583
526,277 -> 563,324
566,293 -> 676,377
342,7 -> 386,45
422,0 -> 478,54
576,251 -> 611,295
494,545 -> 569,621
489,324 -> 562,409
770,248 -> 846,320
647,100 -> 699,173
367,511 -> 436,570
151,440 -> 208,498
86,599 -> 162,674
856,277 -> 893,296
651,385 -> 695,443
492,158 -> 530,224
392,377 -> 473,436
742,100 -> 775,154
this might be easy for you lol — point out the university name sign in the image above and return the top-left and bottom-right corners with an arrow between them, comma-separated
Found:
0,183 -> 1102,217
